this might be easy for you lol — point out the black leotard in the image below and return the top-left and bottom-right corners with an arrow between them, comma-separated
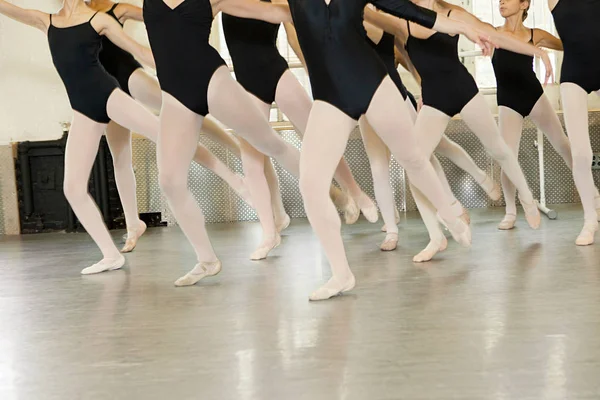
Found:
405,12 -> 479,117
367,31 -> 409,100
288,0 -> 436,120
47,13 -> 120,123
552,0 -> 600,94
98,4 -> 143,96
143,0 -> 226,116
222,0 -> 289,104
492,29 -> 543,117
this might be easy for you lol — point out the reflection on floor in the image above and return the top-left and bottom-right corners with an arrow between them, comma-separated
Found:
1,204 -> 599,399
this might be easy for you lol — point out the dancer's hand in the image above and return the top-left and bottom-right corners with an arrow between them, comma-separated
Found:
461,24 -> 496,56
539,50 -> 554,86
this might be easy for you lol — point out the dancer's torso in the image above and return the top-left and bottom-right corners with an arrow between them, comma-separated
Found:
288,0 -> 436,120
405,11 -> 478,117
47,12 -> 120,123
491,29 -> 543,117
98,3 -> 143,95
552,0 -> 600,93
143,0 -> 226,115
222,0 -> 289,104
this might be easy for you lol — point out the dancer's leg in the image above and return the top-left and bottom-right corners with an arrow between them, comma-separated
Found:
207,67 -> 300,175
200,117 -> 242,158
244,94 -> 288,237
276,70 -> 377,222
358,116 -> 398,250
155,93 -> 220,285
263,156 -> 290,231
128,70 -> 251,204
405,97 -> 418,123
64,112 -> 124,274
435,135 -> 501,200
561,83 -> 598,245
239,138 -> 280,260
497,106 -> 524,229
411,184 -> 448,262
460,94 -> 540,229
105,121 -> 146,252
365,77 -> 470,245
207,68 -> 357,221
529,94 -> 600,217
127,68 -> 162,111
299,101 -> 358,301
529,96 -> 573,170
406,106 -> 455,262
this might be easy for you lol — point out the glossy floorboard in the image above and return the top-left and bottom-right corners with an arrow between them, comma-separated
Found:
1,205 -> 599,400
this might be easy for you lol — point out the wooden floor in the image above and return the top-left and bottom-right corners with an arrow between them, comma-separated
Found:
1,205 -> 600,399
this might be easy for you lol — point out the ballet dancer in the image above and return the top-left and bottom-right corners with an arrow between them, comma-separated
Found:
95,0 -> 357,265
143,0 -> 363,287
548,0 -> 600,245
365,0 -> 553,261
361,17 -> 501,252
222,4 -> 378,259
0,0 -> 162,274
280,0 -> 506,300
493,0 -> 600,233
86,0 -> 258,253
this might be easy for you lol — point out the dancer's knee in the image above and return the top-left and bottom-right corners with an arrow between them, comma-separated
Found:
111,149 -> 133,169
63,175 -> 88,205
158,167 -> 187,200
369,155 -> 390,180
572,148 -> 593,172
299,172 -> 330,214
398,152 -> 429,175
486,140 -> 512,163
241,153 -> 266,178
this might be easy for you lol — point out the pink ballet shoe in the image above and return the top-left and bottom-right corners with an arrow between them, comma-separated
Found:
174,260 -> 222,287
412,236 -> 448,263
575,222 -> 598,246
343,196 -> 360,225
498,214 -> 517,230
81,255 -> 125,275
380,232 -> 398,251
356,193 -> 379,223
438,214 -> 471,248
309,274 -> 356,301
250,234 -> 282,260
276,214 -> 291,233
480,175 -> 502,201
121,221 -> 147,253
520,198 -> 540,230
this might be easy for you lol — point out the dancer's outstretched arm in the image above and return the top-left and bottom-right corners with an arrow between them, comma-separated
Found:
216,0 -> 292,23
0,0 -> 48,30
443,5 -> 553,83
363,4 -> 495,55
116,3 -> 144,22
92,13 -> 155,68
532,28 -> 563,51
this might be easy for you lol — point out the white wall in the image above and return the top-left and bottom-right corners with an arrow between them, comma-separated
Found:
0,0 -> 70,144
0,0 -> 148,145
